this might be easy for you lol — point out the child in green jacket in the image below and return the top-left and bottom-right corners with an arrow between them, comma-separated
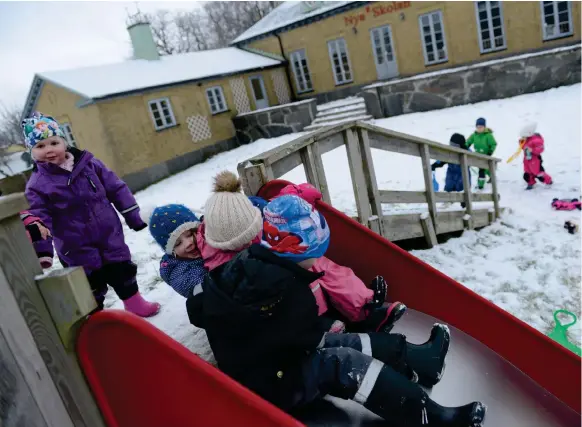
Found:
467,117 -> 497,189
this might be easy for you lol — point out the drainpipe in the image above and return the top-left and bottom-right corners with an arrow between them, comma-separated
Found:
274,32 -> 297,102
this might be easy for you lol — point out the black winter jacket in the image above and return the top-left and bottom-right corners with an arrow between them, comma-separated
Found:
187,244 -> 329,409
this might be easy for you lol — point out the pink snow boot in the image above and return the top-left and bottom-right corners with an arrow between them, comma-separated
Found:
123,292 -> 161,317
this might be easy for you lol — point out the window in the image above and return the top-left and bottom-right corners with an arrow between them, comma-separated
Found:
148,98 -> 176,130
61,123 -> 77,147
541,1 -> 573,40
475,2 -> 506,53
205,86 -> 228,114
290,49 -> 313,93
327,38 -> 353,85
419,11 -> 448,65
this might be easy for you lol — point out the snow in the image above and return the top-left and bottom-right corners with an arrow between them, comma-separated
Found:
39,48 -> 282,100
364,44 -> 581,89
317,96 -> 364,112
232,1 -> 354,44
236,98 -> 314,117
72,83 -> 580,358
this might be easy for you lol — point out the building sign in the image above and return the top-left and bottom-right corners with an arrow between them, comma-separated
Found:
344,1 -> 411,26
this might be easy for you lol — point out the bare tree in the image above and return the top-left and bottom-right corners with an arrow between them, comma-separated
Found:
0,104 -> 26,177
175,10 -> 211,52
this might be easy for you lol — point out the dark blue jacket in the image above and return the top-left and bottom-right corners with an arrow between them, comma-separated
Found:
159,254 -> 206,298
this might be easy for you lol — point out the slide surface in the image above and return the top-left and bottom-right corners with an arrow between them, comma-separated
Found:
76,180 -> 580,426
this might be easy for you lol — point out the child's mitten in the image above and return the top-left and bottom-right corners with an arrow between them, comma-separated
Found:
366,276 -> 387,309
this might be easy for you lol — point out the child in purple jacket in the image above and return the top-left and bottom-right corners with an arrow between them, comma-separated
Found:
22,112 -> 160,317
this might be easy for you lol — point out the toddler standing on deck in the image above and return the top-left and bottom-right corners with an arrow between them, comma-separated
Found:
23,112 -> 160,317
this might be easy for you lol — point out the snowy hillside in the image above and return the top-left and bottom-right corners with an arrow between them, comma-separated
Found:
98,84 -> 580,359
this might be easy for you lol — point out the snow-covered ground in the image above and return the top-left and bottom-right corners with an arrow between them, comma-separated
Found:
100,84 -> 580,359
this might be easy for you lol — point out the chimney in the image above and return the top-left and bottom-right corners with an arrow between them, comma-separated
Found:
127,22 -> 160,61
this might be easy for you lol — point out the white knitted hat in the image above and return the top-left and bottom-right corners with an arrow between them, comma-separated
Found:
520,123 -> 537,138
204,171 -> 263,251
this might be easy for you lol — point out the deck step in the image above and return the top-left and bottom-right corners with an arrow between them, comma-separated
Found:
311,109 -> 369,124
316,97 -> 365,112
305,115 -> 373,131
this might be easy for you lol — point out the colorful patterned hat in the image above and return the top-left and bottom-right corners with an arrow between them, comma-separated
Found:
262,195 -> 330,262
21,112 -> 66,151
142,204 -> 200,255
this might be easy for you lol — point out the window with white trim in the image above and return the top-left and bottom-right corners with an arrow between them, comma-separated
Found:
327,38 -> 353,85
205,86 -> 228,114
475,1 -> 506,53
290,49 -> 313,93
148,98 -> 176,130
61,123 -> 77,147
541,1 -> 573,40
419,11 -> 448,65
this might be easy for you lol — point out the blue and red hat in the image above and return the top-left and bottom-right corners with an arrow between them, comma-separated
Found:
262,195 -> 330,262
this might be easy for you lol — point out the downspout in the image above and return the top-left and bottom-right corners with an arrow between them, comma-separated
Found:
274,32 -> 296,102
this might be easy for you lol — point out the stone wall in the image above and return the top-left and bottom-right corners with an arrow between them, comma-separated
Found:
123,137 -> 239,192
232,99 -> 317,144
363,45 -> 581,118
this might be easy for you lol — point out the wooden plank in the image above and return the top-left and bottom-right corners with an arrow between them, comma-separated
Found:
472,209 -> 490,228
0,192 -> 29,221
311,142 -> 331,205
368,216 -> 381,235
435,210 -> 466,234
358,128 -> 384,236
489,159 -> 501,220
488,208 -> 495,225
0,213 -> 105,427
36,268 -> 97,351
379,190 -> 496,204
368,131 -> 421,157
382,213 -> 425,241
237,162 -> 268,196
0,266 -> 67,427
419,144 -> 438,232
317,133 -> 344,156
420,213 -> 438,248
271,150 -> 302,178
300,145 -> 320,189
343,129 -> 372,224
460,154 -> 473,217
463,214 -> 473,230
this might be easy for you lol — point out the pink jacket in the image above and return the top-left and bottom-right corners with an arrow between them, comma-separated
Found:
196,222 -> 372,322
523,134 -> 545,175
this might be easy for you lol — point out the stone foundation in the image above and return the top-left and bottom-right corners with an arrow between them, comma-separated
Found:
232,99 -> 317,143
363,44 -> 581,118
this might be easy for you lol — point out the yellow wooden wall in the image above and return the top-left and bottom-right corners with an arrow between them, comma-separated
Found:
246,1 -> 581,96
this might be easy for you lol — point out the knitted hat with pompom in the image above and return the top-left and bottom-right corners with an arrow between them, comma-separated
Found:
203,171 -> 263,251
519,123 -> 537,139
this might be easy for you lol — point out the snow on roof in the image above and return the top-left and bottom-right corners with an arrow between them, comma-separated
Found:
232,1 -> 356,45
38,47 -> 282,100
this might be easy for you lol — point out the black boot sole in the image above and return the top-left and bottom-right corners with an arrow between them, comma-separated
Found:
379,302 -> 407,334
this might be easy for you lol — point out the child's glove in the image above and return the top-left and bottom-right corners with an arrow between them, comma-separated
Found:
524,148 -> 533,160
131,221 -> 148,232
366,276 -> 387,310
25,221 -> 52,242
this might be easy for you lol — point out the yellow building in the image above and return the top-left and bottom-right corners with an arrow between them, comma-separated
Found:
22,23 -> 291,191
233,1 -> 581,101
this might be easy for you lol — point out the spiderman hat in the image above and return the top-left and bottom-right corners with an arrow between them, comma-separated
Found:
262,194 -> 330,262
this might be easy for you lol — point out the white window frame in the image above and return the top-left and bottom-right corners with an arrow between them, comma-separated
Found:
540,1 -> 573,40
61,123 -> 77,147
290,49 -> 313,93
327,38 -> 354,85
205,86 -> 228,114
418,10 -> 448,66
475,1 -> 506,53
148,98 -> 176,131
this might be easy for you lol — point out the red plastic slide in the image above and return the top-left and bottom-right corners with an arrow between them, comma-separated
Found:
77,179 -> 580,426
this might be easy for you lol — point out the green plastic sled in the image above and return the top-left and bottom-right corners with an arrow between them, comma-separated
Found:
548,310 -> 582,357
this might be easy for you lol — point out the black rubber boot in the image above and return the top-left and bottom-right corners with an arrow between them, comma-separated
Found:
363,365 -> 486,427
406,323 -> 451,387
368,333 -> 416,382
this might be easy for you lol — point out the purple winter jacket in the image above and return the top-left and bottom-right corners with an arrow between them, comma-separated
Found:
25,149 -> 145,274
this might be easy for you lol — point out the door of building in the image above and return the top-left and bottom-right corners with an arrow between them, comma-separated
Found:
370,24 -> 399,80
249,76 -> 269,110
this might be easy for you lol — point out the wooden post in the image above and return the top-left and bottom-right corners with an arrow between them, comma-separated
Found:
368,215 -> 381,235
357,127 -> 385,237
310,142 -> 332,205
343,128 -> 373,225
488,208 -> 495,224
489,159 -> 501,220
463,214 -> 473,230
0,193 -> 105,427
237,162 -> 269,196
460,154 -> 473,229
419,144 -> 438,233
420,213 -> 438,248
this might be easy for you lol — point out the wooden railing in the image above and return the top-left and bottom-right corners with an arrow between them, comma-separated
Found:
238,121 -> 501,247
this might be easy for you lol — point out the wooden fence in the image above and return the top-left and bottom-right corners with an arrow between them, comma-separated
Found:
238,121 -> 501,247
0,193 -> 105,427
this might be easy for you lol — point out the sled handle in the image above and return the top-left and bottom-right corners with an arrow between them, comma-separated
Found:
553,310 -> 577,329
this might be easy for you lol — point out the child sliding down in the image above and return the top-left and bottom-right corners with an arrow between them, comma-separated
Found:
188,194 -> 486,426
23,112 -> 160,317
519,123 -> 553,190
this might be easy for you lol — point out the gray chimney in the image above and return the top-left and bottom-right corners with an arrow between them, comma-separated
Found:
127,22 -> 160,61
